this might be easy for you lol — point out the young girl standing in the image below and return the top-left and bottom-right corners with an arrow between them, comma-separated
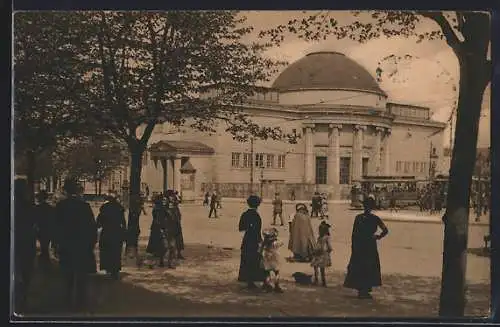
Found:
311,221 -> 333,287
260,228 -> 284,293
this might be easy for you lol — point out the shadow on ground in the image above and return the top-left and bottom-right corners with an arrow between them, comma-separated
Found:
17,243 -> 490,319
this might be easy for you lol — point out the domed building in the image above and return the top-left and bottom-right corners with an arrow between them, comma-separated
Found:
114,51 -> 446,201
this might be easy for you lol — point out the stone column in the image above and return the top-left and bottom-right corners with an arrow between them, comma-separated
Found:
352,125 -> 366,181
173,157 -> 182,192
303,124 -> 315,184
328,124 -> 342,185
373,127 -> 384,176
382,129 -> 391,175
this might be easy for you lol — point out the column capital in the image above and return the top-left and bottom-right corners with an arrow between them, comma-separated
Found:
385,128 -> 392,136
354,124 -> 367,131
328,123 -> 343,130
375,126 -> 385,133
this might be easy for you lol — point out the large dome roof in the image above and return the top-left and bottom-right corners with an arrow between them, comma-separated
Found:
272,51 -> 386,95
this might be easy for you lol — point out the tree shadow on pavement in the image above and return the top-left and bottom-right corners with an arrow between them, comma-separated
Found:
18,244 -> 490,319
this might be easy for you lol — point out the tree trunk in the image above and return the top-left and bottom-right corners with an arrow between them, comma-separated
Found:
98,179 -> 102,195
439,53 -> 487,316
94,180 -> 98,196
126,143 -> 144,252
26,150 -> 36,204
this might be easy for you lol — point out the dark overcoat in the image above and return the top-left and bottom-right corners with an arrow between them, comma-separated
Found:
237,209 -> 266,283
96,200 -> 126,273
55,196 -> 98,274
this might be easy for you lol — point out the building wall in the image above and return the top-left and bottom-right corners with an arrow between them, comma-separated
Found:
388,123 -> 445,178
278,89 -> 387,110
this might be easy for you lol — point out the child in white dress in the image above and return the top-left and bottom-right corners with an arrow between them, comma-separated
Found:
260,228 -> 284,293
311,221 -> 332,287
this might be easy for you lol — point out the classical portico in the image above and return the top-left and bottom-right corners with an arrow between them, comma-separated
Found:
303,122 -> 391,185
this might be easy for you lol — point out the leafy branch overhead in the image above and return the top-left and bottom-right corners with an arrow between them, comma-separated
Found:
259,10 -> 490,85
71,11 -> 294,148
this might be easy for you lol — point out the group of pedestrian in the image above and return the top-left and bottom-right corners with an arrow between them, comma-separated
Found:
205,191 -> 222,219
417,185 -> 445,214
237,194 -> 389,299
145,190 -> 185,268
310,192 -> 329,219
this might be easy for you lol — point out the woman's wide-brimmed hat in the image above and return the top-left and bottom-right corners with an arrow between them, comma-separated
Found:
295,203 -> 308,212
247,195 -> 262,208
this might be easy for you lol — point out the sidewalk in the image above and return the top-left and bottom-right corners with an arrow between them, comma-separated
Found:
18,243 -> 490,319
375,210 -> 489,226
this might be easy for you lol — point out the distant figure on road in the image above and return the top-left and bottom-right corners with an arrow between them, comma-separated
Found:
290,189 -> 296,201
55,178 -> 98,308
344,197 -> 389,299
14,178 -> 37,312
389,189 -> 398,212
96,192 -> 126,280
311,221 -> 332,287
238,195 -> 266,290
34,190 -> 56,268
203,192 -> 210,206
208,191 -> 218,219
320,193 -> 329,220
216,194 -> 222,209
272,192 -> 284,226
310,192 -> 321,218
288,203 -> 315,262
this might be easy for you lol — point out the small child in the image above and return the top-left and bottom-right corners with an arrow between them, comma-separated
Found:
259,228 -> 284,293
311,221 -> 333,287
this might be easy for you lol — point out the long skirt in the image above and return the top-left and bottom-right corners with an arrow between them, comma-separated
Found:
344,241 -> 382,290
237,249 -> 267,283
99,233 -> 123,273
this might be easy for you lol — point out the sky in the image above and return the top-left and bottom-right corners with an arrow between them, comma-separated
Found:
240,11 -> 490,148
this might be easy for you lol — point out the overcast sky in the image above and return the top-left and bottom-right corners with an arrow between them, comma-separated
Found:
240,11 -> 490,148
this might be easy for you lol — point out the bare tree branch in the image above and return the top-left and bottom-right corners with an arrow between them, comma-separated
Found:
421,11 -> 462,54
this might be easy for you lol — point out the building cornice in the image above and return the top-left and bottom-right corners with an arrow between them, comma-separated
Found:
277,87 -> 387,97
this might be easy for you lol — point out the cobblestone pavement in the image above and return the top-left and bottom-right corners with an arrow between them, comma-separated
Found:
17,202 -> 489,318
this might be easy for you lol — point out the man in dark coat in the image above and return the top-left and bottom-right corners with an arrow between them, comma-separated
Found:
55,178 -> 98,308
34,190 -> 56,267
96,192 -> 126,279
208,191 -> 218,219
14,178 -> 37,312
311,192 -> 321,218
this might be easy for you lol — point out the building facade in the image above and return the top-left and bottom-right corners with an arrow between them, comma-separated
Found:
136,51 -> 447,200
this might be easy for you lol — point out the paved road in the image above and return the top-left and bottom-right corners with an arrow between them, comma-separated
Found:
93,201 -> 490,282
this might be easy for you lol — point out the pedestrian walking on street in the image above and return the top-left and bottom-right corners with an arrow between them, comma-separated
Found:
96,192 -> 126,280
290,189 -> 296,201
344,197 -> 389,299
34,190 -> 56,268
311,221 -> 332,287
216,194 -> 222,209
259,228 -> 284,293
54,178 -> 98,309
272,192 -> 284,226
13,178 -> 37,312
146,196 -> 175,268
203,192 -> 210,206
208,191 -> 218,218
166,190 -> 185,260
310,192 -> 321,218
238,195 -> 267,290
288,203 -> 315,262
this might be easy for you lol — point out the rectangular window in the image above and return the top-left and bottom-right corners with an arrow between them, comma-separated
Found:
266,154 -> 274,168
404,161 -> 410,173
315,156 -> 327,185
340,157 -> 351,185
362,158 -> 369,177
277,155 -> 286,169
255,153 -> 264,168
231,152 -> 240,168
242,153 -> 251,168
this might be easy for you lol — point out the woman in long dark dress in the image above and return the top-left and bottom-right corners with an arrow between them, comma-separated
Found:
96,192 -> 126,279
146,196 -> 174,268
237,195 -> 266,290
344,197 -> 389,299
